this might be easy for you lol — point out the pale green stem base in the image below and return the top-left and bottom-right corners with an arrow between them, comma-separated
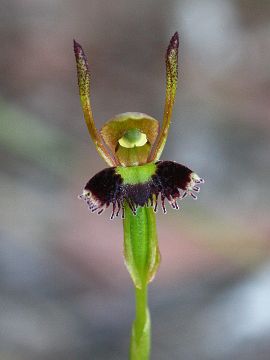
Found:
130,286 -> 151,360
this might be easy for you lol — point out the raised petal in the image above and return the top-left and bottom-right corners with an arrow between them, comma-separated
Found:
73,40 -> 116,166
149,32 -> 179,161
101,112 -> 159,166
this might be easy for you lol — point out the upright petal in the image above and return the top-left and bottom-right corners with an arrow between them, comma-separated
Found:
149,32 -> 179,161
73,40 -> 116,166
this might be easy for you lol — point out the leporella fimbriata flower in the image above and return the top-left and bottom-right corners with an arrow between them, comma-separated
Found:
74,33 -> 204,219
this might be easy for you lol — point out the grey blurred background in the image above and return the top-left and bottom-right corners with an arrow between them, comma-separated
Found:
1,0 -> 270,359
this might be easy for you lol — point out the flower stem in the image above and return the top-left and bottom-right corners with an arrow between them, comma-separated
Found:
130,285 -> 151,360
123,204 -> 160,359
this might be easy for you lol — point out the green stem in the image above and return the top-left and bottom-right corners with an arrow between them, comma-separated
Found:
123,204 -> 160,360
135,286 -> 148,333
130,285 -> 150,360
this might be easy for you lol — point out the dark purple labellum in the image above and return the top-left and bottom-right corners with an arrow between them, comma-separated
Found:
79,161 -> 204,219
151,161 -> 202,213
80,167 -> 123,218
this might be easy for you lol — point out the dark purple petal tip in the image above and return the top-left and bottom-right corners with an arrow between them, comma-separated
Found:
167,32 -> 179,55
73,39 -> 82,54
73,40 -> 89,67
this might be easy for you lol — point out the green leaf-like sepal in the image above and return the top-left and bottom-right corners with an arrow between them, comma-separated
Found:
123,204 -> 160,289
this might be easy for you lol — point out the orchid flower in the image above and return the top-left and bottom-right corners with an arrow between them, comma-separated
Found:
74,32 -> 204,360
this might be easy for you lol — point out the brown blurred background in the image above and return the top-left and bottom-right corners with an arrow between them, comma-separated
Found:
1,0 -> 270,359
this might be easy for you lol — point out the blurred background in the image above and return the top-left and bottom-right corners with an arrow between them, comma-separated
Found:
1,0 -> 270,359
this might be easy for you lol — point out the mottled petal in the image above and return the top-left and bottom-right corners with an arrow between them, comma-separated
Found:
149,32 -> 179,161
73,40 -> 116,166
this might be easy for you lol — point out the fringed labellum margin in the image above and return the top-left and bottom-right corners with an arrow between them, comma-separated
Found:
79,161 -> 204,219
